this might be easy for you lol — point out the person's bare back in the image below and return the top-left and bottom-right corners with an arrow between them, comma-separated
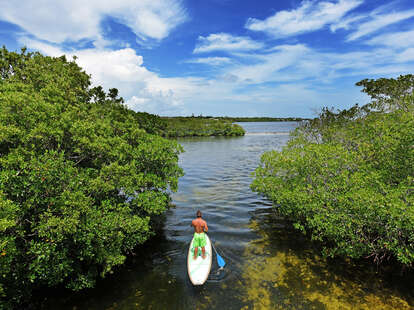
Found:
192,217 -> 208,233
191,210 -> 208,259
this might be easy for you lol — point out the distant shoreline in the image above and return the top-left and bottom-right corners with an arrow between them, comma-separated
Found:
161,116 -> 310,122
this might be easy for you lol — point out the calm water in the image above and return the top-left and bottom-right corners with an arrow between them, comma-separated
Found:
45,122 -> 414,310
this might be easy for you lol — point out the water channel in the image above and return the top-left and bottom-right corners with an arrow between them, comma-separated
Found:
45,122 -> 414,309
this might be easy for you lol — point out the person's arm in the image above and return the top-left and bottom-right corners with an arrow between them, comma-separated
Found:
204,221 -> 208,232
191,220 -> 194,227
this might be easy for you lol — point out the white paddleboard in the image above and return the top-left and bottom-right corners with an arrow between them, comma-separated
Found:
187,233 -> 212,285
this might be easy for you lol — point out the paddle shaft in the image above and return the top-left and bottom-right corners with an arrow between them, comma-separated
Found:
211,240 -> 226,268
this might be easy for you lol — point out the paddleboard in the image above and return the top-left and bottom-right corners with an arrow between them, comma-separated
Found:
187,233 -> 212,285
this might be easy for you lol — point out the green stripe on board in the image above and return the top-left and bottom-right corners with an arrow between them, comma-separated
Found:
190,252 -> 211,276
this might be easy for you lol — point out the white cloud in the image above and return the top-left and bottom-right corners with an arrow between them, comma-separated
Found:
126,92 -> 184,115
366,29 -> 414,48
330,15 -> 365,32
396,48 -> 414,62
0,0 -> 187,43
20,37 -> 153,86
20,36 -> 414,118
230,44 -> 311,83
19,37 -> 202,115
186,57 -> 232,66
207,41 -> 414,87
328,3 -> 414,41
18,39 -> 64,57
364,28 -> 414,63
346,10 -> 414,41
193,33 -> 264,53
245,0 -> 362,38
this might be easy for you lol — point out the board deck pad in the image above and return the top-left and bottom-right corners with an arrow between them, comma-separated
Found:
187,233 -> 212,285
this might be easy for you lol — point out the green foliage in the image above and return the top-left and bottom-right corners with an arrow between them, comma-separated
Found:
162,117 -> 245,137
135,112 -> 167,135
252,75 -> 414,267
356,74 -> 414,112
0,47 -> 183,307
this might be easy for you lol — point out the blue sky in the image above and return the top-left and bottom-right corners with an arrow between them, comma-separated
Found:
1,0 -> 414,117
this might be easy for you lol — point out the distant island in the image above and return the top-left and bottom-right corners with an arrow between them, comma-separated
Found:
162,116 -> 309,122
160,116 -> 245,137
158,116 -> 308,138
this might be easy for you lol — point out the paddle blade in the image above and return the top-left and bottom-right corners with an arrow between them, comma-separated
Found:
217,253 -> 226,268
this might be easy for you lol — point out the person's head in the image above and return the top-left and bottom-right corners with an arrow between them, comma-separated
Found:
196,210 -> 202,218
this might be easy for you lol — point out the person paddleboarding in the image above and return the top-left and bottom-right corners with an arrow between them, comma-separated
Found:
191,210 -> 208,259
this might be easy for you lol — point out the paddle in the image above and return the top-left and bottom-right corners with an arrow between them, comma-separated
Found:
211,240 -> 226,268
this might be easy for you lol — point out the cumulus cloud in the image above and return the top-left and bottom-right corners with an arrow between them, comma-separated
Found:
0,0 -> 187,43
17,39 -> 64,57
20,37 -> 153,87
126,93 -> 184,115
19,38 -> 201,115
193,33 -> 264,53
245,0 -> 362,38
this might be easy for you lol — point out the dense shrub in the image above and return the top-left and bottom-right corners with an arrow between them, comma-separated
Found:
252,75 -> 414,267
135,112 -> 167,135
0,47 -> 183,307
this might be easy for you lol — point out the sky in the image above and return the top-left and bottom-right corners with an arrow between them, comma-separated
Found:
1,0 -> 414,117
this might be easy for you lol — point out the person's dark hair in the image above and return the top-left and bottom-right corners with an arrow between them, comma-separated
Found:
196,210 -> 202,218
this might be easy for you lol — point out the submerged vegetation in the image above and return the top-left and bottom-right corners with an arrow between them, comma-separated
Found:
161,117 -> 245,137
0,47 -> 183,308
239,213 -> 413,310
252,75 -> 414,268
